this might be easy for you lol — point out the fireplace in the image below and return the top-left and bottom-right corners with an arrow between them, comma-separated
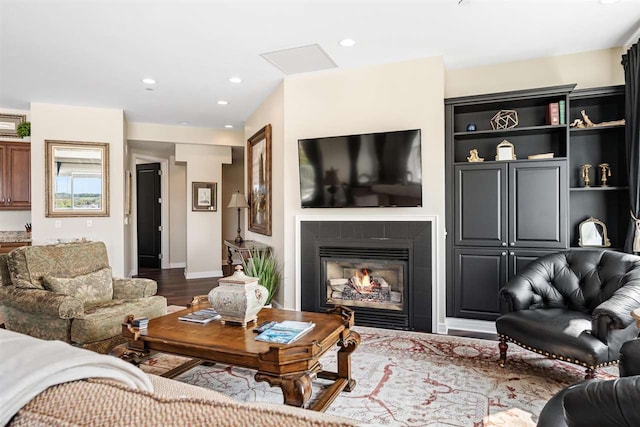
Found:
300,220 -> 432,332
324,259 -> 406,311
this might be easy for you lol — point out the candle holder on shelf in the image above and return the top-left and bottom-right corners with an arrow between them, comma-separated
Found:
581,164 -> 592,188
598,163 -> 611,187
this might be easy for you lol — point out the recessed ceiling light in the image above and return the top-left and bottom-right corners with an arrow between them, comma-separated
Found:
224,124 -> 233,128
339,38 -> 356,47
217,100 -> 228,105
229,77 -> 242,84
600,0 -> 619,3
141,78 -> 156,85
179,121 -> 190,126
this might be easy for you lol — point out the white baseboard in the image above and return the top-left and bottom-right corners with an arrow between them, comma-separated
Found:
271,300 -> 283,309
128,270 -> 135,279
184,270 -> 223,279
436,322 -> 448,335
445,317 -> 497,335
169,262 -> 186,269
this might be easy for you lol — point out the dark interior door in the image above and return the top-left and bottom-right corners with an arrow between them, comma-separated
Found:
137,163 -> 161,269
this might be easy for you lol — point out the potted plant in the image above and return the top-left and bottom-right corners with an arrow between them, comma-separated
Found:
16,121 -> 30,138
241,249 -> 280,306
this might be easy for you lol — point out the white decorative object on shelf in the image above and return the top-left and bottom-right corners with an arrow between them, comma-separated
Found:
208,265 -> 268,327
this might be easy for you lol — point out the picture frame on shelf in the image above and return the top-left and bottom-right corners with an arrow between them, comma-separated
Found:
192,181 -> 217,212
247,124 -> 272,236
495,140 -> 516,161
0,114 -> 26,138
578,217 -> 611,248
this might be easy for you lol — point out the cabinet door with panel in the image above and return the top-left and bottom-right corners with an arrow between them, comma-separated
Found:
0,142 -> 30,209
454,163 -> 508,247
507,249 -> 556,281
508,160 -> 567,248
453,248 -> 508,320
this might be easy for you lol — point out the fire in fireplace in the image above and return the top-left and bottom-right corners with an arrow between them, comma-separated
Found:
325,260 -> 405,311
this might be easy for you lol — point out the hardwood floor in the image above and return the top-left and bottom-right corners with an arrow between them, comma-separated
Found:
136,268 -> 219,306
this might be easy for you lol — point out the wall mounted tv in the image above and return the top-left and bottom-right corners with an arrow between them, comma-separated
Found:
298,129 -> 422,208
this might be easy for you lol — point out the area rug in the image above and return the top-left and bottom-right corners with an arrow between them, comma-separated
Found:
138,327 -> 617,426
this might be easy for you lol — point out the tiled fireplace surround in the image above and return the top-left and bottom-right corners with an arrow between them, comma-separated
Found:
297,218 -> 433,332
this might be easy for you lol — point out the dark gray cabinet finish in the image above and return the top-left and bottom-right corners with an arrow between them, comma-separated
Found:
454,163 -> 507,247
455,160 -> 567,249
454,248 -> 555,320
454,248 -> 507,320
509,160 -> 567,248
446,85 -> 575,321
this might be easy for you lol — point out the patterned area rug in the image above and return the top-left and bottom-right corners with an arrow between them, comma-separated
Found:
138,326 -> 617,426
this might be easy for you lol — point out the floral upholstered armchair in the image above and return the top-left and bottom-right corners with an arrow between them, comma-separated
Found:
0,241 -> 166,353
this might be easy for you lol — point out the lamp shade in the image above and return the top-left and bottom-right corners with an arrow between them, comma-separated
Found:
228,192 -> 249,209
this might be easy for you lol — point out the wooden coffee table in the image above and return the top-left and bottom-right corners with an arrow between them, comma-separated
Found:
119,304 -> 360,412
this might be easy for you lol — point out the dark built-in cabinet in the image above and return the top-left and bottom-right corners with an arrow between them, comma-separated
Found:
446,84 -> 627,321
569,86 -> 628,249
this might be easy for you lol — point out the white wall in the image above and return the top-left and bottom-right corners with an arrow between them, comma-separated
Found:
30,103 -> 126,276
128,122 -> 243,147
169,156 -> 187,267
175,144 -> 232,278
123,118 -> 132,277
280,58 -> 446,316
446,47 -> 625,98
0,107 -> 31,230
221,147 -> 245,260
245,82 -> 285,302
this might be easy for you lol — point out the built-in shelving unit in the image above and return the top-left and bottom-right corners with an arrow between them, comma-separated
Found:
445,84 -> 575,321
445,84 -> 629,323
568,86 -> 627,249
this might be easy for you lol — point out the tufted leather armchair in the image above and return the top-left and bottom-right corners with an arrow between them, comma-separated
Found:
496,250 -> 640,379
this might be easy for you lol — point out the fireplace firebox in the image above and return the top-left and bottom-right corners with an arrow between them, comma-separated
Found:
324,259 -> 406,311
300,220 -> 432,332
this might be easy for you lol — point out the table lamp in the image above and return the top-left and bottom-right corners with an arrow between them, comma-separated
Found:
228,191 -> 249,244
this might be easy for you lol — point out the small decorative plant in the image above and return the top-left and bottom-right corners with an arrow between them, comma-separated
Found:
241,249 -> 280,305
16,121 -> 30,138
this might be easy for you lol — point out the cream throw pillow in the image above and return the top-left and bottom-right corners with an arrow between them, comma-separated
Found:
43,267 -> 113,304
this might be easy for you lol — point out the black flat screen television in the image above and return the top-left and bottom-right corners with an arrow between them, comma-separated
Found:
298,129 -> 422,208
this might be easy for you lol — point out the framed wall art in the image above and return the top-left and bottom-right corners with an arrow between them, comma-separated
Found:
0,114 -> 26,138
192,181 -> 217,212
45,140 -> 109,217
247,124 -> 272,236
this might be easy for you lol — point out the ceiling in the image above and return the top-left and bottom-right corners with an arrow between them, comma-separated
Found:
1,0 -> 639,129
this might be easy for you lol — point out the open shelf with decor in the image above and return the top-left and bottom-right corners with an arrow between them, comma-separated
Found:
568,86 -> 627,249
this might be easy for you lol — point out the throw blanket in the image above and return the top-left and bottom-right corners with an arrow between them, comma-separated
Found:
0,329 -> 152,426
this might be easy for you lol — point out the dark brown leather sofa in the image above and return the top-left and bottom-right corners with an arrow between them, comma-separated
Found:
537,338 -> 640,427
496,250 -> 640,379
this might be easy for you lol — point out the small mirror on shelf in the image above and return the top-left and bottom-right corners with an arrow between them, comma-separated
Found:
495,140 -> 516,161
45,140 -> 109,217
578,217 -> 611,248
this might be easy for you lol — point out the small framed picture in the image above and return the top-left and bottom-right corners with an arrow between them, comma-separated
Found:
495,140 -> 516,161
0,114 -> 26,138
192,182 -> 217,211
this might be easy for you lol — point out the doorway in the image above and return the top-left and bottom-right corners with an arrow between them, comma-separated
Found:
137,163 -> 161,269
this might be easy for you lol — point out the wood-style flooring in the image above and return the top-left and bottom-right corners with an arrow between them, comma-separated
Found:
136,268 -> 219,306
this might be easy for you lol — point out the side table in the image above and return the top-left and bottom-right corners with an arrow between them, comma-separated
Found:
223,240 -> 271,275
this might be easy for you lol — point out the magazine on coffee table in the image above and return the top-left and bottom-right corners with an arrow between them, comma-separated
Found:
178,308 -> 221,324
254,320 -> 315,344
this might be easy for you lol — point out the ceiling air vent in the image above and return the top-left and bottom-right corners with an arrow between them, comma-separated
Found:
260,44 -> 337,75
